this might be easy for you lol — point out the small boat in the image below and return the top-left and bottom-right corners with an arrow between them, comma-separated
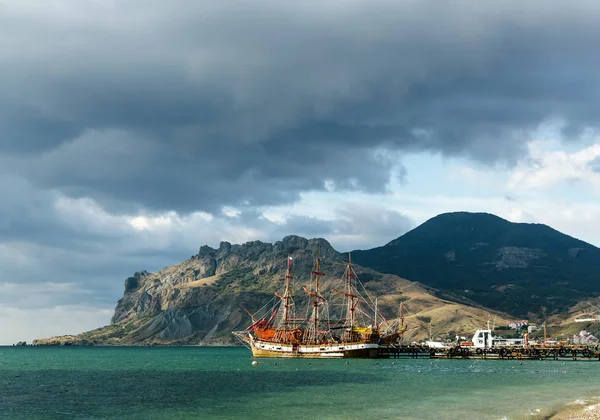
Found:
426,327 -> 526,351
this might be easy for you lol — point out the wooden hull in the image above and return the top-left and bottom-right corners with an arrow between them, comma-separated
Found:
248,336 -> 379,358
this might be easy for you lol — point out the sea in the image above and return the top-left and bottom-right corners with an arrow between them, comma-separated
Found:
1,346 -> 599,419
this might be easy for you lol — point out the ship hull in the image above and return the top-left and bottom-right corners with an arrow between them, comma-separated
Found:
248,336 -> 379,358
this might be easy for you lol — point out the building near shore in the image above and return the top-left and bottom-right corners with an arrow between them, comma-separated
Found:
572,330 -> 598,344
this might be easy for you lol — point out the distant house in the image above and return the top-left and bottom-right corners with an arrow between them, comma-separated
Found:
574,314 -> 600,323
508,320 -> 529,330
573,330 -> 599,344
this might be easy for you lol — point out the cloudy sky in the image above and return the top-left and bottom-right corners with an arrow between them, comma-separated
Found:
2,0 -> 600,344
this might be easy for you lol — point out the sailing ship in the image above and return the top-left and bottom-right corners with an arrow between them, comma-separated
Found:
233,251 -> 401,358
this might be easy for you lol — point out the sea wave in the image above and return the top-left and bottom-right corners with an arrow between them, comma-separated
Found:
566,399 -> 586,406
584,402 -> 600,412
548,396 -> 600,419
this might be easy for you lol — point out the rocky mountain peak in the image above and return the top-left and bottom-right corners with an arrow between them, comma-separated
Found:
218,241 -> 232,255
123,270 -> 149,293
198,244 -> 215,257
279,235 -> 309,249
275,235 -> 340,260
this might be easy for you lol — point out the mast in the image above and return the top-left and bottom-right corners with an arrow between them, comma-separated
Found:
543,323 -> 547,348
374,298 -> 378,329
400,301 -> 405,340
282,255 -> 294,331
346,252 -> 356,331
311,247 -> 325,341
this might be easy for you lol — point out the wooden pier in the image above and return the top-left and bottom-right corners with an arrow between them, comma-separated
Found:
377,345 -> 600,360
377,345 -> 431,359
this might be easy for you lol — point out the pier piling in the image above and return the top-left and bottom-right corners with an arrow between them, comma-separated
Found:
377,345 -> 599,360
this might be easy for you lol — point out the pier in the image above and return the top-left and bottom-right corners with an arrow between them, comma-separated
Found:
376,345 -> 600,360
377,345 -> 431,359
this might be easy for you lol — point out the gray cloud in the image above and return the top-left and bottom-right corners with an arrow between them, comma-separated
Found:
2,1 -> 600,214
226,203 -> 415,250
333,204 -> 415,250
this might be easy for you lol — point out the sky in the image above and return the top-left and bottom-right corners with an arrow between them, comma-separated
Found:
2,0 -> 600,344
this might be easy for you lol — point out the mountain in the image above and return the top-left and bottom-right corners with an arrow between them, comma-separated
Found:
33,212 -> 600,346
351,212 -> 600,318
33,235 -> 508,346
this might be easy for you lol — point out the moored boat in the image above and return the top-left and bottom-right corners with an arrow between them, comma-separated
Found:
233,251 -> 385,358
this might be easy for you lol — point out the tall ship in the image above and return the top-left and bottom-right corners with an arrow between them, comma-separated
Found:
233,251 -> 401,358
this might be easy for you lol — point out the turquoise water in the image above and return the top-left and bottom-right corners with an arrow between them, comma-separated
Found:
1,346 -> 599,419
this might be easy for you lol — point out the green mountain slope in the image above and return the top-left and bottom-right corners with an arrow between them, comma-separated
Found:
351,212 -> 600,317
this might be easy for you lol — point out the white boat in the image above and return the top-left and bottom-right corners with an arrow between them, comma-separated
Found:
468,329 -> 525,348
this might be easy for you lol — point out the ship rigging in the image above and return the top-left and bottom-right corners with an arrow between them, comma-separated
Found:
233,251 -> 404,358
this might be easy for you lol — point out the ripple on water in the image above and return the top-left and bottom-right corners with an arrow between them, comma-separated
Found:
1,347 -> 600,420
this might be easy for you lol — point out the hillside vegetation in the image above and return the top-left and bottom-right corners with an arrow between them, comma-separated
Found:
352,212 -> 600,317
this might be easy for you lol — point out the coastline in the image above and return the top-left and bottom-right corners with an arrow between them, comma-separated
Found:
30,334 -> 239,347
548,400 -> 600,420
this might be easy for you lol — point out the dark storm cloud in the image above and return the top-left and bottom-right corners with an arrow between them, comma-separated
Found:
3,1 -> 600,213
2,0 -> 600,310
